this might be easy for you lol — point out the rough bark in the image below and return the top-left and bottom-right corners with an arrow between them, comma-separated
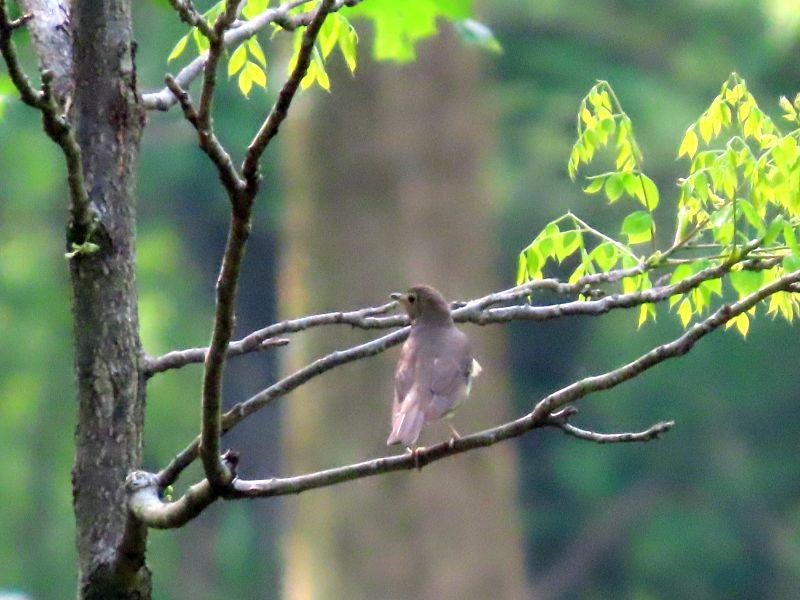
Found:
279,32 -> 526,600
68,1 -> 148,597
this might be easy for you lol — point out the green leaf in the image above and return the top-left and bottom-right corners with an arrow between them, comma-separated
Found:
319,13 -> 341,58
242,0 -> 268,19
228,44 -> 247,77
453,19 -> 503,54
248,37 -> 267,68
637,174 -> 659,210
670,263 -> 693,284
348,0 -> 470,63
764,215 -> 786,246
604,173 -> 624,203
590,242 -> 618,271
729,270 -> 764,298
678,127 -> 698,158
784,224 -> 800,255
312,48 -> 330,91
193,27 -> 209,53
245,61 -> 267,90
557,230 -> 582,261
337,14 -> 358,73
238,65 -> 253,96
168,33 -> 190,63
782,254 -> 800,273
516,253 -> 528,285
621,211 -> 654,244
677,298 -> 693,327
526,248 -> 541,277
583,177 -> 604,194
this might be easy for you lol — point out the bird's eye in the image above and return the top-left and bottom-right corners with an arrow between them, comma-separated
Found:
408,295 -> 416,303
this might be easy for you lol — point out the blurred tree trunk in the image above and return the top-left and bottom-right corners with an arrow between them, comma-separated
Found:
279,32 -> 526,600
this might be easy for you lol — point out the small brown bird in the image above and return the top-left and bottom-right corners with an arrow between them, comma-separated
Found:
387,285 -> 482,447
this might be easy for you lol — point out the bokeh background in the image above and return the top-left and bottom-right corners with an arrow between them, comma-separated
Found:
1,0 -> 799,598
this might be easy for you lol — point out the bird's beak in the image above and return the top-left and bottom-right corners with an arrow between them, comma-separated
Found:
390,292 -> 403,301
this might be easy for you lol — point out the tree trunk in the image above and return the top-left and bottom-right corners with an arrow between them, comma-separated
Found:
69,1 -> 148,597
279,32 -> 526,600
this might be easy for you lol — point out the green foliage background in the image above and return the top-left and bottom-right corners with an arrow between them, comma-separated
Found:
0,0 -> 799,598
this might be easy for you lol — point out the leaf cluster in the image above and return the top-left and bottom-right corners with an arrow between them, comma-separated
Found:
518,74 -> 800,336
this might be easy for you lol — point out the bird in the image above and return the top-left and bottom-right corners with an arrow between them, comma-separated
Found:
387,285 -> 482,449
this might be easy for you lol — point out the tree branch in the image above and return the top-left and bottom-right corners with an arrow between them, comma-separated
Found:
0,1 -> 92,232
142,0 -> 361,111
0,0 -> 41,106
144,301 -> 398,376
146,252 -> 737,376
545,407 -> 675,443
167,0 -> 215,41
197,0 -> 334,491
164,75 -> 245,195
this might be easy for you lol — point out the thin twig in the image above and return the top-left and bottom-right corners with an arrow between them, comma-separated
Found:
167,0 -> 216,40
0,0 -> 43,107
165,75 -> 245,194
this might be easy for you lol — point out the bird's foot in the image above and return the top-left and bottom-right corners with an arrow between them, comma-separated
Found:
406,446 -> 425,470
447,423 -> 461,448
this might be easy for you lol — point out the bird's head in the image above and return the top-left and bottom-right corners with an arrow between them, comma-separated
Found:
391,285 -> 452,324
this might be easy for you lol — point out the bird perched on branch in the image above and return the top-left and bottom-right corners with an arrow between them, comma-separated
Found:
387,285 -> 482,449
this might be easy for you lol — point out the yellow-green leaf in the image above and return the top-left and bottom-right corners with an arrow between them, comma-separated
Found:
677,298 -> 692,327
248,37 -> 267,68
238,66 -> 253,96
678,127 -> 698,159
228,44 -> 247,77
245,61 -> 267,89
168,33 -> 190,63
621,211 -> 654,244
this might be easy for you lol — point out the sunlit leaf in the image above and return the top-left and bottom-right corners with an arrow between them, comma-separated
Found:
168,33 -> 190,63
677,298 -> 692,326
621,211 -> 654,244
228,44 -> 247,77
248,37 -> 267,68
730,270 -> 764,298
678,127 -> 698,159
604,174 -> 624,203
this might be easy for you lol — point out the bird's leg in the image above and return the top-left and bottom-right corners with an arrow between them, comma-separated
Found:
447,422 -> 461,448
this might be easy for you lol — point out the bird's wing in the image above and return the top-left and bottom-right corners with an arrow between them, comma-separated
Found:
392,337 -> 416,416
387,336 -> 426,446
425,329 -> 473,421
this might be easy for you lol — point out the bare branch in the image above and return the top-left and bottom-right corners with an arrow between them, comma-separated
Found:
167,0 -> 215,40
145,301 -> 399,376
165,75 -> 245,195
198,0 -> 333,491
142,0 -> 361,111
197,0 -> 239,130
147,252 -> 735,376
547,410 -> 675,444
241,0 -> 336,191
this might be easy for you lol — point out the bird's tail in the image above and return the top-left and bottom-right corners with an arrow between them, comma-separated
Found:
387,405 -> 425,446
